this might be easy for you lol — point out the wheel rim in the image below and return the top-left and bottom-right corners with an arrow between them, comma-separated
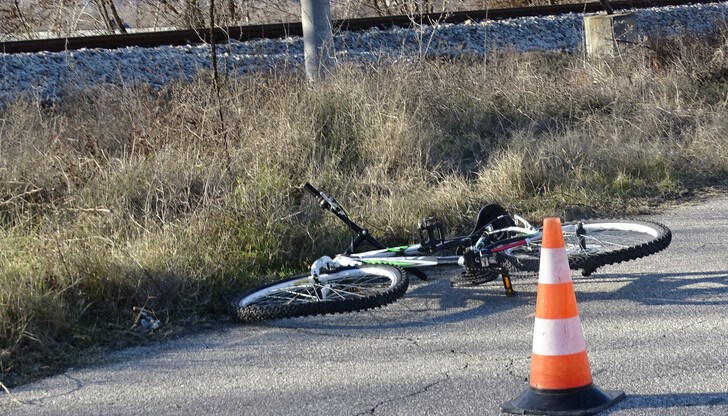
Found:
561,222 -> 662,255
506,221 -> 663,259
239,267 -> 401,308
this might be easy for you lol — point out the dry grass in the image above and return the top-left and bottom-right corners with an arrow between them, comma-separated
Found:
2,30 -> 728,386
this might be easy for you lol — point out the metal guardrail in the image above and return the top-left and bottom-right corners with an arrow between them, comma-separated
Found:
0,0 -> 720,54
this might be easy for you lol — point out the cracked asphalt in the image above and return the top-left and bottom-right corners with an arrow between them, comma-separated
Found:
2,195 -> 728,415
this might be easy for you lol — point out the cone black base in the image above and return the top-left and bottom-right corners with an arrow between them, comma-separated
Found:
500,383 -> 625,415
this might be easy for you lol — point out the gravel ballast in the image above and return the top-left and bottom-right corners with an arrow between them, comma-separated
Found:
1,2 -> 727,102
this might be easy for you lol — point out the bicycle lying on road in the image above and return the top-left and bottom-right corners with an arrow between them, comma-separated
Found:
231,183 -> 672,322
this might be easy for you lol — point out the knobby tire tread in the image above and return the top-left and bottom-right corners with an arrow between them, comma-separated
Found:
499,219 -> 672,274
232,266 -> 409,323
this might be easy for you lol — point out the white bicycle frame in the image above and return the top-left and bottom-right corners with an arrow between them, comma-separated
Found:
309,215 -> 541,279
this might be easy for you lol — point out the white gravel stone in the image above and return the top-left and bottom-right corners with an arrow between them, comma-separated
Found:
1,2 -> 727,103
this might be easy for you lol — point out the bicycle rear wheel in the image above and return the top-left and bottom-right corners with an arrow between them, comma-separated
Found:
499,219 -> 671,275
232,265 -> 409,322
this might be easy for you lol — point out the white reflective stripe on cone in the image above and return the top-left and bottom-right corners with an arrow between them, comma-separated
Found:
538,247 -> 572,285
532,316 -> 586,356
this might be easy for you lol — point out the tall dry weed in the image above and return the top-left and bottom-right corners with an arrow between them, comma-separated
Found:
2,30 -> 728,385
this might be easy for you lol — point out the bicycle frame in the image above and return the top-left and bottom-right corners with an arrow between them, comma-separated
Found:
233,186 -> 672,322
303,182 -> 541,294
311,226 -> 542,274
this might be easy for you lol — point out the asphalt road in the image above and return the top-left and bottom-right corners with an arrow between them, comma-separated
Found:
1,195 -> 727,415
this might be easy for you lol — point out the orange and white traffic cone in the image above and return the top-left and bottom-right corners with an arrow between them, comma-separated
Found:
501,217 -> 624,415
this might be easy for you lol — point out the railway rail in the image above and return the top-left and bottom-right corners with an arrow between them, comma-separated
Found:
0,0 -> 721,54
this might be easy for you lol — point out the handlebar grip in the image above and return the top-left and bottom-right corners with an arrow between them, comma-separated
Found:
302,182 -> 320,197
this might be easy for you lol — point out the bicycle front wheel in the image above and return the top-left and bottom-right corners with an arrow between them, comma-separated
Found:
499,219 -> 671,275
232,265 -> 409,322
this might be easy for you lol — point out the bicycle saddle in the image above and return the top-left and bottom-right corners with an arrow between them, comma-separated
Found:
469,204 -> 516,237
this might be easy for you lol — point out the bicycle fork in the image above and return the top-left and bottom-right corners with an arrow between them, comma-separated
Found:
309,256 -> 341,301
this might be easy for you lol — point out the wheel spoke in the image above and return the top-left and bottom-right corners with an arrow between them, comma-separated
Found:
251,287 -> 320,306
564,230 -> 651,254
243,270 -> 399,306
234,265 -> 409,322
322,276 -> 393,299
499,219 -> 670,274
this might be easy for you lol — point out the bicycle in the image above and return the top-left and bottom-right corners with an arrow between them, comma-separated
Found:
231,183 -> 672,322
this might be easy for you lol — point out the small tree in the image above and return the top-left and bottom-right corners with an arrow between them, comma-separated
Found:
93,0 -> 128,33
184,0 -> 205,28
361,0 -> 439,16
141,0 -> 205,28
0,1 -> 35,39
35,0 -> 96,37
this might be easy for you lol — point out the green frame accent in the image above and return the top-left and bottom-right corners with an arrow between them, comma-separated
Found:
386,246 -> 411,253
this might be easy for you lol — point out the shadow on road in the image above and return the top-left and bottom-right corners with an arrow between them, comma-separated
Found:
273,276 -> 538,331
574,271 -> 728,306
603,392 -> 728,413
264,269 -> 728,334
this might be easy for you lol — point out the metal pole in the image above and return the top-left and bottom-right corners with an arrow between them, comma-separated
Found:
301,0 -> 334,81
599,0 -> 615,14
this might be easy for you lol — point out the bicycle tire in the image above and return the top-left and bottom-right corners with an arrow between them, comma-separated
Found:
232,265 -> 409,322
498,219 -> 671,275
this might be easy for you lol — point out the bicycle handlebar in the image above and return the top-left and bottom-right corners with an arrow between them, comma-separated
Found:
302,182 -> 319,198
303,182 -> 341,213
301,182 -> 387,252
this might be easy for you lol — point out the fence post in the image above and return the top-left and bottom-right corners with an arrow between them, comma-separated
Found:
584,13 -> 639,58
301,0 -> 334,81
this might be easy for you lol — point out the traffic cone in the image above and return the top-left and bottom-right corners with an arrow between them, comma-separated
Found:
501,217 -> 624,415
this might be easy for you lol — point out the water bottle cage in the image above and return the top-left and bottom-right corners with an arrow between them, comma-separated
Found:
419,217 -> 444,253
